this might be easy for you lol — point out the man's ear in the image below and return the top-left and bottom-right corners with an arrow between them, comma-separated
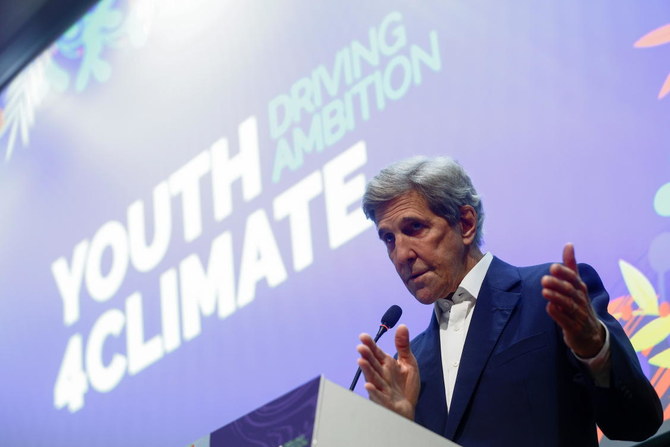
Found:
459,205 -> 478,245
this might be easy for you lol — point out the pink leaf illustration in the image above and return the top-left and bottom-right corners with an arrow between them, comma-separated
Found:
635,24 -> 670,48
659,73 -> 670,99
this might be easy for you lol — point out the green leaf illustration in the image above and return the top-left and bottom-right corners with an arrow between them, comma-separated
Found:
619,260 -> 659,316
649,347 -> 670,368
629,315 -> 670,351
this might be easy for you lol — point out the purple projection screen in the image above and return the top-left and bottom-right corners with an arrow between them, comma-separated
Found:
0,1 -> 669,446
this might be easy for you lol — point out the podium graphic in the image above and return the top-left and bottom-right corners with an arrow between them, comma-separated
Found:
188,376 -> 459,446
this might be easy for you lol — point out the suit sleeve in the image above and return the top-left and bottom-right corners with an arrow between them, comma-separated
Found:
578,264 -> 663,441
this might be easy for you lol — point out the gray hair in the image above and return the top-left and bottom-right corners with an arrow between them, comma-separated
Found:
362,156 -> 485,247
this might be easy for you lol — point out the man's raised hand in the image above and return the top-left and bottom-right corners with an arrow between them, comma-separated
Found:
356,324 -> 420,420
541,243 -> 605,358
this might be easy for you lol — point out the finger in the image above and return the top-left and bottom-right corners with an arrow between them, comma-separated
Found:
542,274 -> 572,294
359,332 -> 373,345
541,284 -> 586,312
357,343 -> 385,375
545,263 -> 588,298
357,357 -> 388,391
544,284 -> 593,327
548,262 -> 584,292
395,325 -> 413,361
542,274 -> 584,299
544,289 -> 578,314
359,333 -> 387,363
562,243 -> 579,276
547,263 -> 579,283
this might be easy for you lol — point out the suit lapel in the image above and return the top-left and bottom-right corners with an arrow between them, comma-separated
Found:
444,257 -> 521,439
414,312 -> 449,434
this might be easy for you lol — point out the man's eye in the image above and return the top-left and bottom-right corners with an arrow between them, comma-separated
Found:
383,234 -> 394,244
408,222 -> 423,232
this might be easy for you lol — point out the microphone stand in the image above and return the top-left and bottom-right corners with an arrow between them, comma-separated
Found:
349,323 -> 390,391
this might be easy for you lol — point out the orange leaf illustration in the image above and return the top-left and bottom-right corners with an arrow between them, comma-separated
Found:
635,24 -> 670,48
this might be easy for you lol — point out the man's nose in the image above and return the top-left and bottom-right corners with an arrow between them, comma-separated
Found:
393,236 -> 416,264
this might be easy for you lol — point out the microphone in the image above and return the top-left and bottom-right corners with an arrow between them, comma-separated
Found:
379,305 -> 403,336
349,305 -> 403,391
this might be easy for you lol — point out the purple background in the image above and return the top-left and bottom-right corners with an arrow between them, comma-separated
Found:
0,1 -> 668,446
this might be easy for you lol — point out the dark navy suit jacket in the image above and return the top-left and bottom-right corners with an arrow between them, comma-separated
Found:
411,257 -> 662,447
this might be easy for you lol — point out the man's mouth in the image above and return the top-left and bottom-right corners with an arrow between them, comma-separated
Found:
408,270 -> 428,281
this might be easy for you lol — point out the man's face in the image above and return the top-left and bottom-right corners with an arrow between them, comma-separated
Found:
375,190 -> 471,305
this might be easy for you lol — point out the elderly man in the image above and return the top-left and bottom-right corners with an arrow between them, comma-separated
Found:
356,156 -> 662,446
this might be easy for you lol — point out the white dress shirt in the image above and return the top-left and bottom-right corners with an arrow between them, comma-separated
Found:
434,252 -> 493,410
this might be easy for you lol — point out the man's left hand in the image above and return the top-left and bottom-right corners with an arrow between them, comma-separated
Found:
541,243 -> 605,358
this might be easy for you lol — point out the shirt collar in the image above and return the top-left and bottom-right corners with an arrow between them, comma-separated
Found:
434,252 -> 493,316
459,251 -> 493,299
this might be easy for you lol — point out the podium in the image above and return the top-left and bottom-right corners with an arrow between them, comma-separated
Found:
188,376 -> 459,447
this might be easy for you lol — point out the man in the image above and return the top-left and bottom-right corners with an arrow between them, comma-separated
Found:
356,156 -> 662,446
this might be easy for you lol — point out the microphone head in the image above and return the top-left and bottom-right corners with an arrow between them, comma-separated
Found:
380,305 -> 402,329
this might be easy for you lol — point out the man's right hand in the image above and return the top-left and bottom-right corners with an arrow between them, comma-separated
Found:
356,324 -> 420,420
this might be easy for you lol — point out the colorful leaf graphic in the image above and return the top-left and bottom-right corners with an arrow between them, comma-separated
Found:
619,260 -> 660,315
629,315 -> 670,351
649,347 -> 670,368
0,52 -> 51,161
635,24 -> 670,48
608,296 -> 630,319
658,73 -> 670,99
